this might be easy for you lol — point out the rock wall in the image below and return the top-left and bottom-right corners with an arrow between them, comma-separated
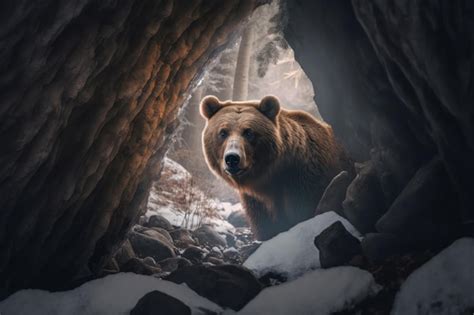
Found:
0,0 -> 260,295
284,0 -> 473,256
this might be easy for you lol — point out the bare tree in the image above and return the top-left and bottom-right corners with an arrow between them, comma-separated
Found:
232,24 -> 254,101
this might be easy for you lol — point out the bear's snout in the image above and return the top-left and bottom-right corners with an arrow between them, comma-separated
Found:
223,138 -> 246,175
225,153 -> 240,169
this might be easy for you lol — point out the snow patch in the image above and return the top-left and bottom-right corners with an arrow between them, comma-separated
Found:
243,211 -> 360,280
392,237 -> 474,315
233,267 -> 380,315
146,157 -> 238,235
163,157 -> 192,182
0,273 -> 222,315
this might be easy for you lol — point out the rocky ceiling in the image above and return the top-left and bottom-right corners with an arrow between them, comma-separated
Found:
1,0 -> 473,298
285,0 -> 473,248
0,0 -> 262,296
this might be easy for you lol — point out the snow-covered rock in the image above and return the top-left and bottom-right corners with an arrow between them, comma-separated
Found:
392,237 -> 474,315
0,273 -> 222,315
243,211 -> 360,280
233,267 -> 380,315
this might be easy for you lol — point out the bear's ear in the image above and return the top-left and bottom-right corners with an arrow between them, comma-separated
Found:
258,95 -> 280,122
200,95 -> 223,119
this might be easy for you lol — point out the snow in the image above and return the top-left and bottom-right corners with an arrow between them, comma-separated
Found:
392,237 -> 474,315
243,211 -> 361,280
145,157 -> 238,235
162,157 -> 192,182
231,267 -> 380,315
218,202 -> 243,219
0,273 -> 222,315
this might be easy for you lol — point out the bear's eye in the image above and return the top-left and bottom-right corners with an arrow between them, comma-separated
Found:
243,129 -> 255,141
218,129 -> 228,139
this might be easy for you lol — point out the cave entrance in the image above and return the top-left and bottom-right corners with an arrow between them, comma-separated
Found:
145,1 -> 319,231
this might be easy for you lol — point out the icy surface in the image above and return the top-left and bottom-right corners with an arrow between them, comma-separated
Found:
0,273 -> 222,315
233,267 -> 380,315
392,237 -> 474,315
243,211 -> 360,280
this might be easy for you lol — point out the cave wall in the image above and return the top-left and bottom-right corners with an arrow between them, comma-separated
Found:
0,0 -> 260,294
284,0 -> 473,250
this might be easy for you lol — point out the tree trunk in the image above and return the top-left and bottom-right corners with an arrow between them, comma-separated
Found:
233,25 -> 254,101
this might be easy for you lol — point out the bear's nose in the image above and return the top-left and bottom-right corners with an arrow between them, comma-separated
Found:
225,153 -> 240,168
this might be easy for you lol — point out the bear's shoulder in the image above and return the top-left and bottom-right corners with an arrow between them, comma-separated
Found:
281,109 -> 331,130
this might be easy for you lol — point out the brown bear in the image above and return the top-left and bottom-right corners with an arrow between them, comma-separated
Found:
200,95 -> 353,240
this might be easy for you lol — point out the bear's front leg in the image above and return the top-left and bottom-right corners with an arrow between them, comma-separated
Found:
241,193 -> 282,241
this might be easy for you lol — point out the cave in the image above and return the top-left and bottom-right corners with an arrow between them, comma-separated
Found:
1,0 -> 473,313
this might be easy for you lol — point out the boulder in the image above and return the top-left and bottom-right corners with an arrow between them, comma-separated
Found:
209,247 -> 224,259
223,248 -> 241,264
158,257 -> 192,273
145,215 -> 173,231
165,264 -> 262,311
206,256 -> 225,265
315,171 -> 352,216
114,239 -> 136,267
128,231 -> 175,262
343,161 -> 387,233
314,221 -> 362,268
145,227 -> 174,244
121,258 -> 161,275
130,290 -> 191,315
239,243 -> 261,261
182,245 -> 207,264
169,228 -> 197,248
228,210 -> 249,228
143,257 -> 158,267
225,233 -> 237,248
104,258 -> 120,272
193,225 -> 227,248
376,157 -> 460,247
361,233 -> 407,264
138,228 -> 175,249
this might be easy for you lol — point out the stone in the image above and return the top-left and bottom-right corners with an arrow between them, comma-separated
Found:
121,258 -> 161,275
181,245 -> 207,264
342,161 -> 387,234
146,227 -> 174,244
128,231 -> 175,262
104,258 -> 120,272
225,233 -> 237,248
314,221 -> 362,268
227,211 -> 249,228
138,228 -> 175,250
315,171 -> 353,216
376,158 -> 460,247
239,243 -> 261,261
114,239 -> 136,267
130,290 -> 191,315
142,257 -> 158,267
206,256 -> 225,265
145,215 -> 173,231
165,264 -> 262,311
169,228 -> 197,248
157,257 -> 192,274
210,246 -> 224,258
193,225 -> 227,248
223,248 -> 241,264
361,233 -> 408,264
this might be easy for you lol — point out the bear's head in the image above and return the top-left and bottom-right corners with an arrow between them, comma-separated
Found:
200,95 -> 282,187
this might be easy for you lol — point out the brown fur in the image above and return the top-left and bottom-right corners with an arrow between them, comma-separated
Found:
200,95 -> 353,240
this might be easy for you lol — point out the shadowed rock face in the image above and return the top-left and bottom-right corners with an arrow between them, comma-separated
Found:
0,0 -> 260,294
284,0 -> 472,252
